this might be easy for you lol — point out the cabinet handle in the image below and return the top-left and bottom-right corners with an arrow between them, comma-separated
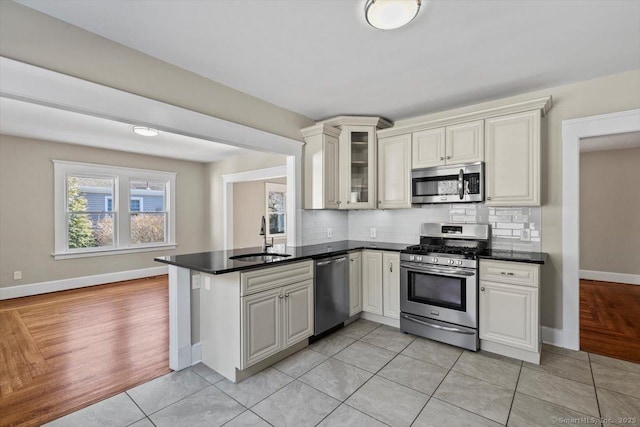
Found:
347,201 -> 350,204
440,157 -> 444,161
285,293 -> 289,298
481,287 -> 485,291
390,262 -> 393,273
378,200 -> 382,204
446,156 -> 451,159
500,272 -> 515,276
278,295 -> 284,299
337,201 -> 341,205
487,197 -> 492,200
350,258 -> 355,262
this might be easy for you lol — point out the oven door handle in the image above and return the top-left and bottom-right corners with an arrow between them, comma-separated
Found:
401,314 -> 475,335
400,264 -> 476,278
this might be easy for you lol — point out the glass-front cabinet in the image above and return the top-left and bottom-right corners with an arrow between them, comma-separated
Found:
340,125 -> 377,209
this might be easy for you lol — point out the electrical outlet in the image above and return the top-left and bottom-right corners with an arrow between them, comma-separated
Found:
14,271 -> 22,280
191,274 -> 201,290
520,229 -> 531,242
327,228 -> 332,238
370,227 -> 377,238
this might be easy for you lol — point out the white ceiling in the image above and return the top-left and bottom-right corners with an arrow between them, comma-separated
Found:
0,97 -> 250,162
16,0 -> 640,121
581,131 -> 640,152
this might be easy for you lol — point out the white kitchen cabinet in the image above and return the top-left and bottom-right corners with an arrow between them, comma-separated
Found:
446,120 -> 484,164
485,110 -> 541,206
479,259 -> 541,363
378,134 -> 412,209
340,125 -> 377,210
282,280 -> 314,348
362,250 -> 383,315
241,287 -> 282,368
382,252 -> 400,319
301,124 -> 340,209
201,260 -> 314,382
349,251 -> 363,317
411,121 -> 483,169
412,128 -> 446,169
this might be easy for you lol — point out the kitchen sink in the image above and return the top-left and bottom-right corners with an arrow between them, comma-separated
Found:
229,253 -> 291,262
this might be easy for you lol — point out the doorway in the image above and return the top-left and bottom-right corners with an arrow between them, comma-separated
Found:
578,135 -> 640,362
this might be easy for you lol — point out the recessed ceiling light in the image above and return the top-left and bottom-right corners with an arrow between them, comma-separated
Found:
132,126 -> 159,137
365,0 -> 422,31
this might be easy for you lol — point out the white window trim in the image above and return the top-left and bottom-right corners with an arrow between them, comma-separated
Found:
53,160 -> 176,259
265,182 -> 286,238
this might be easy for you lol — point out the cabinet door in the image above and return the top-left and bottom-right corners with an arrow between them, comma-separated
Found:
361,251 -> 383,315
446,120 -> 484,164
412,128 -> 446,168
340,125 -> 376,210
283,280 -> 314,348
479,281 -> 538,352
378,134 -> 412,209
241,287 -> 282,369
382,252 -> 400,319
485,111 -> 541,206
349,251 -> 363,317
323,134 -> 340,209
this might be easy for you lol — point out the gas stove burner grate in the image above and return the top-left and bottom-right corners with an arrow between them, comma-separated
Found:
403,244 -> 484,257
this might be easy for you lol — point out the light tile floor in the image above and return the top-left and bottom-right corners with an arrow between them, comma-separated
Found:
45,319 -> 640,427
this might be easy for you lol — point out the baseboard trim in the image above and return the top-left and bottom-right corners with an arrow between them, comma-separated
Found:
360,311 -> 400,328
580,270 -> 640,285
541,326 -> 569,348
191,342 -> 202,365
0,266 -> 168,300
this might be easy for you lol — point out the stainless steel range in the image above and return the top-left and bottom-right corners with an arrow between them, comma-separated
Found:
400,223 -> 489,351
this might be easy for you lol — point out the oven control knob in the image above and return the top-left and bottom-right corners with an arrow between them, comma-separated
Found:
417,256 -> 423,262
456,260 -> 463,265
433,257 -> 438,263
409,255 -> 415,261
448,259 -> 455,265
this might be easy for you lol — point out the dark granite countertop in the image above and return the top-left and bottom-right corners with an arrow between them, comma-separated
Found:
477,250 -> 547,264
154,240 -> 410,275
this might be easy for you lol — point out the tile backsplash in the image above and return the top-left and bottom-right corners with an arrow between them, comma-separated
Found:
301,204 -> 542,251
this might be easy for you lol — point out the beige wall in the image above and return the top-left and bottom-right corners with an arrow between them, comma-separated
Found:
206,152 -> 288,250
233,178 -> 287,249
0,2 -> 314,142
580,147 -> 640,275
0,134 -> 208,288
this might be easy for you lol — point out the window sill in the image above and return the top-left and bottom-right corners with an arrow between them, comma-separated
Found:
53,244 -> 177,260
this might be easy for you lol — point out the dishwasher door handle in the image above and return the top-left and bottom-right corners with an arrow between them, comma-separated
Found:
316,257 -> 347,266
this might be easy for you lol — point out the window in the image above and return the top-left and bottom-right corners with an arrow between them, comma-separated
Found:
265,183 -> 286,237
54,161 -> 176,259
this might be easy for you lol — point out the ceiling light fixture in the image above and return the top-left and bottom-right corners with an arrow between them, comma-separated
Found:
365,0 -> 422,30
132,126 -> 159,137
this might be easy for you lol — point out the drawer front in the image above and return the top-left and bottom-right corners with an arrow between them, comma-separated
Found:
479,260 -> 539,287
241,261 -> 314,296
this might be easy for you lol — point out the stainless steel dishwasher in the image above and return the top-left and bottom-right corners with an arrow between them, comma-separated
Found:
314,254 -> 349,336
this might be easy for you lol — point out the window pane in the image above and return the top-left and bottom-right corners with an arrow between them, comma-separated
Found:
67,176 -> 114,212
268,213 -> 285,235
130,180 -> 165,212
67,213 -> 114,249
267,190 -> 285,214
130,212 -> 166,245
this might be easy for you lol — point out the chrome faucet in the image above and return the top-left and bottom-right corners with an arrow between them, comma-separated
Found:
259,216 -> 273,252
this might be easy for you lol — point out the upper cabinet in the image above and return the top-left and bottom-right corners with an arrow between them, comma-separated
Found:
340,125 -> 377,209
301,116 -> 391,210
412,120 -> 484,169
378,134 -> 412,209
485,110 -> 541,206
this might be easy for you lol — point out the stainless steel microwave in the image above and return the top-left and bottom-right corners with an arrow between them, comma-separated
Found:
411,162 -> 484,204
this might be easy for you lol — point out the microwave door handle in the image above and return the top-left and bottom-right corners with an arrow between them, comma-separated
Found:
458,169 -> 464,200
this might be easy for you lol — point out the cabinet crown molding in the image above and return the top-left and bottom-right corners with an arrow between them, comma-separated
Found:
378,96 -> 552,138
300,123 -> 341,139
318,115 -> 393,129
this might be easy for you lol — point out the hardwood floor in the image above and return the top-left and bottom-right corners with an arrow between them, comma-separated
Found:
580,279 -> 640,363
0,276 -> 170,427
